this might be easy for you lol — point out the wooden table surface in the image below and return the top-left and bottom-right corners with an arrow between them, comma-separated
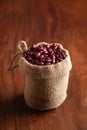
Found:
0,0 -> 87,130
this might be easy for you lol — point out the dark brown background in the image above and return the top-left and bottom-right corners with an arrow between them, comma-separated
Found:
0,0 -> 87,130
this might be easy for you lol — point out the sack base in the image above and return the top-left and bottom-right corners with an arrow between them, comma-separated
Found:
24,90 -> 67,111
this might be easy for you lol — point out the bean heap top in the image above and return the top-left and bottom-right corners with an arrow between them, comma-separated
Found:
23,43 -> 67,65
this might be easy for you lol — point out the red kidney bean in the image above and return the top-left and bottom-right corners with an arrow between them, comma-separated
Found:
39,54 -> 44,59
46,57 -> 52,63
34,52 -> 41,58
39,61 -> 44,65
27,55 -> 32,61
51,44 -> 58,50
48,48 -> 53,53
52,58 -> 55,64
45,62 -> 51,65
57,58 -> 62,62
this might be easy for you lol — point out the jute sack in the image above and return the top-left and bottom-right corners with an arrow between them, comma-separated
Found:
18,41 -> 72,110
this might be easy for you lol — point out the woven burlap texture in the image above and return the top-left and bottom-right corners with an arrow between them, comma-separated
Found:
19,42 -> 72,110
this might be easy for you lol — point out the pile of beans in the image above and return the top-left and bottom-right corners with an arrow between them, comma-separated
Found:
23,43 -> 67,65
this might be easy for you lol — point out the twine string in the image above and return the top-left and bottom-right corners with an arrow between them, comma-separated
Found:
7,41 -> 28,71
7,52 -> 22,71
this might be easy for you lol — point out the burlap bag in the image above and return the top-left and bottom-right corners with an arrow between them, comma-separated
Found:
18,41 -> 72,110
